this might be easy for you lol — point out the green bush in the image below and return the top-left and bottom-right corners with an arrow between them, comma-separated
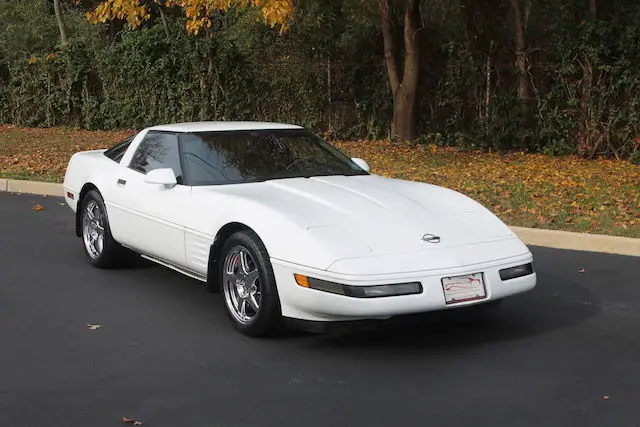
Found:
0,0 -> 639,160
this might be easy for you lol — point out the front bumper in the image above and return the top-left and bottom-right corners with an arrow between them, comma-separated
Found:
272,253 -> 536,322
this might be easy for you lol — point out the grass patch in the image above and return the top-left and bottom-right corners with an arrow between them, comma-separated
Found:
1,125 -> 638,237
333,140 -> 639,238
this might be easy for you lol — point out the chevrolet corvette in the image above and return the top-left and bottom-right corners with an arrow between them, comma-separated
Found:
63,121 -> 536,336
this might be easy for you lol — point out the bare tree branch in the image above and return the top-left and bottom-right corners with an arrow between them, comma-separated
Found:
157,4 -> 171,39
53,0 -> 68,44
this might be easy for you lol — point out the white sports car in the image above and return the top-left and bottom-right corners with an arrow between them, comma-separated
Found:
63,121 -> 536,336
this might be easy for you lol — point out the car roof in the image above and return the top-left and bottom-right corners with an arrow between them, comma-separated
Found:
147,121 -> 304,133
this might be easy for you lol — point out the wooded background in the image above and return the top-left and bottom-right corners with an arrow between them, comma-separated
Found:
1,0 -> 639,161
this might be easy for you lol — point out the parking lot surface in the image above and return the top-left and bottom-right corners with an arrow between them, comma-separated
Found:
1,192 -> 638,427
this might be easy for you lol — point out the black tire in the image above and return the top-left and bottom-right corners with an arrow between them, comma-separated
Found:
219,230 -> 282,337
79,190 -> 127,269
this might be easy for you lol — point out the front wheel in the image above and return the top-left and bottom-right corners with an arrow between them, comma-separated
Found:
219,230 -> 282,337
80,190 -> 127,269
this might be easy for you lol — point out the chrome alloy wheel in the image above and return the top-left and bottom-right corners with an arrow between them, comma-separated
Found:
223,246 -> 261,324
82,200 -> 105,259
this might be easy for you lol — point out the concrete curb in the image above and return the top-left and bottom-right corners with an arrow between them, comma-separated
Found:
509,226 -> 639,257
0,179 -> 638,257
2,179 -> 64,197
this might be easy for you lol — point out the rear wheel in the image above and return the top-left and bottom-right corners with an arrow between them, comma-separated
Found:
219,230 -> 282,336
80,190 -> 127,269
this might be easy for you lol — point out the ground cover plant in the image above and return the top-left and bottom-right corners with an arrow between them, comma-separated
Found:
1,125 -> 637,237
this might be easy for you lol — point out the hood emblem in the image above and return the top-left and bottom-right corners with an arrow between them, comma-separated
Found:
422,234 -> 441,243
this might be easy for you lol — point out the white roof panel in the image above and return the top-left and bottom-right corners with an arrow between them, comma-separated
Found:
148,121 -> 303,133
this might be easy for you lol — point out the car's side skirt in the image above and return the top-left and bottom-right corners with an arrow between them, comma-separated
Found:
139,253 -> 207,283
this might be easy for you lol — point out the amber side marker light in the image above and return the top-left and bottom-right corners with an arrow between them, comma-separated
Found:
294,274 -> 422,298
294,274 -> 310,288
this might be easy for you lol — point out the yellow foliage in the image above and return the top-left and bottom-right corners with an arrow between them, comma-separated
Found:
86,0 -> 294,33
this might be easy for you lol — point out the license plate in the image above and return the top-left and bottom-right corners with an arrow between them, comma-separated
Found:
441,272 -> 487,305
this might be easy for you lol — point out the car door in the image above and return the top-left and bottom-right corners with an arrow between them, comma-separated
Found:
112,131 -> 190,267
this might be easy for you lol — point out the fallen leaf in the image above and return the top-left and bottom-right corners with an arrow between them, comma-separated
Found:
32,204 -> 45,211
87,324 -> 102,330
58,202 -> 66,206
122,417 -> 143,425
2,127 -> 639,238
578,268 -> 586,273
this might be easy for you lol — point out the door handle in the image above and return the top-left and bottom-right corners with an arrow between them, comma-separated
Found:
117,179 -> 127,186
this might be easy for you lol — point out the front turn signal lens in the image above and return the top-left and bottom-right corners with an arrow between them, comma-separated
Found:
294,273 -> 422,298
294,274 -> 310,288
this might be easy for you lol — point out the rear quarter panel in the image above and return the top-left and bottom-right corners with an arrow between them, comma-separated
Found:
63,128 -> 146,213
63,150 -> 124,216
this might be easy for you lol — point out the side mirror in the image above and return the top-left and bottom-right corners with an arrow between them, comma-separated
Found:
144,168 -> 177,188
351,157 -> 370,173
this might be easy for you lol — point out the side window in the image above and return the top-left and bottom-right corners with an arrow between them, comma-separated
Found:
104,136 -> 134,163
129,132 -> 183,184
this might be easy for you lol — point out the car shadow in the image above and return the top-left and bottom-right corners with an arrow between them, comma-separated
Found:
299,270 -> 601,352
102,253 -> 602,353
117,253 -> 160,269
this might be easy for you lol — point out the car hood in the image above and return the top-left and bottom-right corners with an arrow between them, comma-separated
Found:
205,174 -> 519,261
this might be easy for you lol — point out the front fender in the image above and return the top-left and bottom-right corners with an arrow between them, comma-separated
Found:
187,192 -> 371,271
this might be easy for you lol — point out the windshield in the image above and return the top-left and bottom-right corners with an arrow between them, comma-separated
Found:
179,129 -> 368,186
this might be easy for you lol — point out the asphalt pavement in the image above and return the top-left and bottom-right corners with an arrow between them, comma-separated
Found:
1,192 -> 639,427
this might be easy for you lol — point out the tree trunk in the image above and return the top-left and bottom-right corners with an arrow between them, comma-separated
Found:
327,56 -> 332,134
53,0 -> 68,44
158,5 -> 170,39
379,0 -> 421,142
380,0 -> 399,99
484,42 -> 493,120
202,29 -> 215,120
579,0 -> 598,157
589,0 -> 597,20
393,86 -> 417,141
510,0 -> 529,110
